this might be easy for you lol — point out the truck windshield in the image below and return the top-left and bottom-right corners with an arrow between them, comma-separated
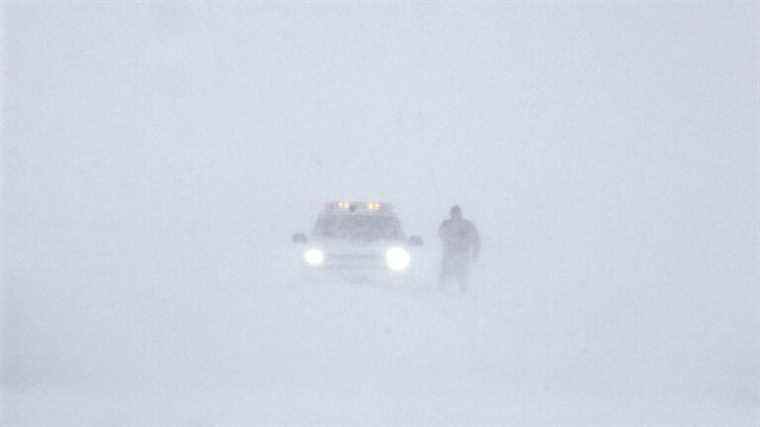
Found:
313,215 -> 404,241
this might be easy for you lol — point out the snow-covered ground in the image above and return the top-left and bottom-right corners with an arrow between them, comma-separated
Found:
3,239 -> 758,426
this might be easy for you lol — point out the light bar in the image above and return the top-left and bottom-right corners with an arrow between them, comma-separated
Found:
330,201 -> 388,211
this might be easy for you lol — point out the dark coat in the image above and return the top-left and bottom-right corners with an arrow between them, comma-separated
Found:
438,218 -> 481,258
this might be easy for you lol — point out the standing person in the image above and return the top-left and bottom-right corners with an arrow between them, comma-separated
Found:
438,205 -> 481,292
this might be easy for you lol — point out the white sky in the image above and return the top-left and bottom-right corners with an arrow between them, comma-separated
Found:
2,2 -> 758,425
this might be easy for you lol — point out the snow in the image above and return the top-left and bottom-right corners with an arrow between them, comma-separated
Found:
3,241 -> 757,425
2,2 -> 758,426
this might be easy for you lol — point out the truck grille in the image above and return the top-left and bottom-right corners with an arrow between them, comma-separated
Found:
326,253 -> 385,269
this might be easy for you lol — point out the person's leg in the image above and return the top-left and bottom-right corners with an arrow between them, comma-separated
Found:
457,261 -> 470,293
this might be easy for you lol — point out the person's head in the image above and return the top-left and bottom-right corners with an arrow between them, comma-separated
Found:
450,205 -> 462,219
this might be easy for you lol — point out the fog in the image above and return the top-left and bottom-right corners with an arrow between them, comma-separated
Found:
2,2 -> 758,426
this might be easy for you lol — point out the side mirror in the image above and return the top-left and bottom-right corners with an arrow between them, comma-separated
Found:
292,233 -> 307,244
408,235 -> 424,246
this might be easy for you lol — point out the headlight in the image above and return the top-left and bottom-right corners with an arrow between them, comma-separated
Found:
303,248 -> 325,266
385,247 -> 411,271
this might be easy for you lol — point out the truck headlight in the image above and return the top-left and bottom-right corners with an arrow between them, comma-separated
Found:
303,248 -> 325,266
385,247 -> 411,271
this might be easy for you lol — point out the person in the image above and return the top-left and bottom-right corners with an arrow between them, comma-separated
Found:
438,205 -> 480,291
